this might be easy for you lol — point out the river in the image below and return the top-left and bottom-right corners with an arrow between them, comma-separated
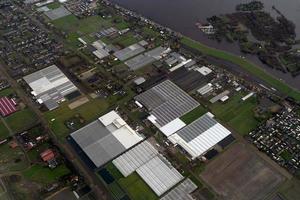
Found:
110,0 -> 300,90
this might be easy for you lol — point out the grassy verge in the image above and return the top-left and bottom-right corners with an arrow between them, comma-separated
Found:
181,37 -> 300,101
0,122 -> 10,140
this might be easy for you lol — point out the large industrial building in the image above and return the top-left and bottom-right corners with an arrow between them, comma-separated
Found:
168,112 -> 232,159
135,80 -> 200,136
125,46 -> 170,70
23,65 -> 79,110
70,111 -> 144,168
113,42 -> 145,61
112,140 -> 159,177
113,140 -> 186,196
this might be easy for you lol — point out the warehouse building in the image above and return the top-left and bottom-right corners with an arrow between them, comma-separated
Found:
70,111 -> 144,168
23,65 -> 79,110
113,43 -> 145,61
135,80 -> 200,136
125,46 -> 170,70
112,140 -> 159,177
136,154 -> 184,196
160,178 -> 198,200
168,112 -> 231,159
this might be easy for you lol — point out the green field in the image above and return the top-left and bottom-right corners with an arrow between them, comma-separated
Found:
209,93 -> 259,135
118,172 -> 157,200
22,164 -> 70,184
0,144 -> 28,173
112,33 -> 139,47
0,88 -> 14,97
4,108 -> 38,133
181,105 -> 207,124
52,15 -> 111,35
0,122 -> 10,140
181,37 -> 300,101
47,2 -> 61,9
44,98 -> 109,139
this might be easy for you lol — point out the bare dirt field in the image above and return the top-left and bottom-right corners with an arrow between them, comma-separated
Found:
201,143 -> 285,200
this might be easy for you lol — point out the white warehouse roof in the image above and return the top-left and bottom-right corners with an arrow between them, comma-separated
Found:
23,65 -> 79,110
71,111 -> 144,168
168,112 -> 231,159
112,140 -> 159,177
136,154 -> 184,196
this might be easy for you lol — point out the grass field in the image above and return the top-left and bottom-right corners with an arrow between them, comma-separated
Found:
209,93 -> 259,135
0,144 -> 28,173
44,98 -> 109,140
181,37 -> 300,101
0,122 -> 10,140
0,88 -> 14,97
52,15 -> 111,35
181,105 -> 207,124
47,2 -> 61,9
118,172 -> 157,200
112,33 -> 139,47
22,164 -> 70,185
5,108 -> 38,133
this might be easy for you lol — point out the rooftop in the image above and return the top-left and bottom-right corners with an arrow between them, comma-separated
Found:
71,111 -> 144,168
23,65 -> 79,110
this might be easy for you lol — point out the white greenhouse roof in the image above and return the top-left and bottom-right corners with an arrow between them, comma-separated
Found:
168,113 -> 231,159
136,155 -> 184,196
71,111 -> 143,168
112,140 -> 159,177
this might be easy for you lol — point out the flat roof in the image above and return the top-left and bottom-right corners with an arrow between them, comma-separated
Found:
71,111 -> 143,168
169,113 -> 231,159
23,65 -> 78,110
44,6 -> 71,20
112,140 -> 159,177
135,80 -> 200,132
125,46 -> 169,70
113,43 -> 145,61
136,154 -> 184,196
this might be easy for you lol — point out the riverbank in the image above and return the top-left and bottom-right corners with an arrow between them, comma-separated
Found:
181,37 -> 300,101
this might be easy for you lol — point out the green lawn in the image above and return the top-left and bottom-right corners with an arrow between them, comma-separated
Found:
118,172 -> 157,200
0,88 -> 14,97
209,93 -> 259,135
181,37 -> 300,101
44,98 -> 109,139
22,164 -> 70,185
112,33 -> 139,47
52,15 -> 111,35
4,108 -> 38,133
47,2 -> 61,9
181,105 -> 207,124
0,122 -> 10,140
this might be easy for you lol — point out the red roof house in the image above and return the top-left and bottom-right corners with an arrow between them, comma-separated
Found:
40,149 -> 55,162
0,97 -> 17,117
